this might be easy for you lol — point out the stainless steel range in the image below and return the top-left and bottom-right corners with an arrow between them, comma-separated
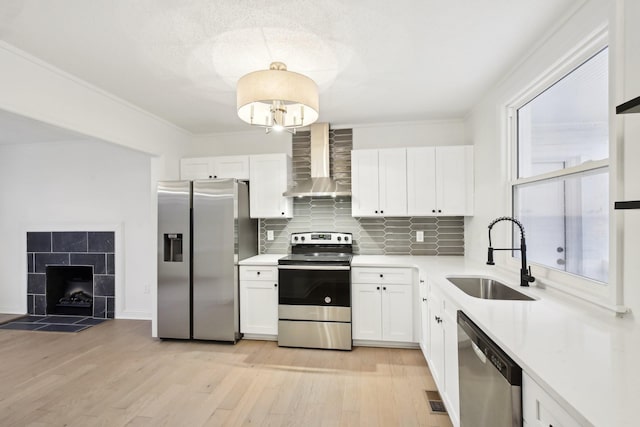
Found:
277,232 -> 353,351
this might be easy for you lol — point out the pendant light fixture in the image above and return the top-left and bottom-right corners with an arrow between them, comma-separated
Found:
236,62 -> 319,134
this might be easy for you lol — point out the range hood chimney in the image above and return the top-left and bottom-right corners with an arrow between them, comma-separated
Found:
283,122 -> 351,197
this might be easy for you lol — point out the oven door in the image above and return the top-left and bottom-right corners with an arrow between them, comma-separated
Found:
278,265 -> 351,307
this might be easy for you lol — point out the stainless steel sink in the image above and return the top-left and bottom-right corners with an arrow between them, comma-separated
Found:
446,276 -> 535,301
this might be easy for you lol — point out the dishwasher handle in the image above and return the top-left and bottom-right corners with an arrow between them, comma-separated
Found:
457,311 -> 522,386
471,341 -> 487,364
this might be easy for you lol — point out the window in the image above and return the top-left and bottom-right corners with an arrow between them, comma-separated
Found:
511,47 -> 609,284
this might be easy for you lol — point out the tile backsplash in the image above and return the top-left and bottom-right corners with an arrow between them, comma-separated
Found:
259,128 -> 464,256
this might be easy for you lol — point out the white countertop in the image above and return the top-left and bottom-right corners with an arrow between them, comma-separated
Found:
239,253 -> 637,426
352,255 -> 639,427
238,254 -> 284,266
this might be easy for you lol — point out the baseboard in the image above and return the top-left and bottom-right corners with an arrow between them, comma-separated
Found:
353,339 -> 419,349
0,307 -> 25,315
242,333 -> 277,341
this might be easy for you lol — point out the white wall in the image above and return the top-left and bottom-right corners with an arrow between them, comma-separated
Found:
352,120 -> 468,149
0,42 -> 190,163
188,130 -> 292,157
619,0 -> 640,315
465,1 -> 615,302
0,139 -> 154,318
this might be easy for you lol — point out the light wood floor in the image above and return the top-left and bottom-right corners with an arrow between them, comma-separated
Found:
0,319 -> 453,427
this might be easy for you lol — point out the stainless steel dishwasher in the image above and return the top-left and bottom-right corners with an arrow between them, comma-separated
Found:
457,311 -> 522,427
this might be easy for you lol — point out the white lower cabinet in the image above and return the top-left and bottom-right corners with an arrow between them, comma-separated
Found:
423,283 -> 460,427
239,266 -> 278,336
419,278 -> 430,358
352,267 -> 414,343
523,373 -> 582,427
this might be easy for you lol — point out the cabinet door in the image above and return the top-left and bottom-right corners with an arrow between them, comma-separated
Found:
180,158 -> 213,180
443,307 -> 460,419
407,147 -> 437,216
419,280 -> 431,358
212,156 -> 250,180
381,283 -> 413,342
351,150 -> 380,217
240,280 -> 278,335
378,148 -> 407,216
436,146 -> 474,216
429,290 -> 445,387
523,373 -> 583,427
249,154 -> 293,218
352,283 -> 383,340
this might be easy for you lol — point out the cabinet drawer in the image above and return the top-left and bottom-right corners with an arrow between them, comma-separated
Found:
523,373 -> 582,427
239,266 -> 278,281
352,267 -> 413,284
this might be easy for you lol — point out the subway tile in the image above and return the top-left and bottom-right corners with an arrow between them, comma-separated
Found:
27,253 -> 34,273
35,253 -> 69,273
88,232 -> 115,253
93,297 -> 106,318
27,232 -> 51,252
107,254 -> 115,274
70,253 -> 106,274
27,273 -> 46,294
34,295 -> 46,316
94,275 -> 115,297
27,294 -> 35,315
107,297 -> 115,319
52,232 -> 88,253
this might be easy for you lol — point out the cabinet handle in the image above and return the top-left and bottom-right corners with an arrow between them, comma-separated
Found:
376,286 -> 380,290
379,274 -> 383,278
438,209 -> 442,213
432,209 -> 436,213
420,279 -> 424,283
281,212 -> 285,215
209,175 -> 213,178
257,271 -> 260,275
380,210 -> 384,214
214,175 -> 218,178
375,210 -> 378,214
274,284 -> 277,287
383,286 -> 387,291
422,298 -> 427,302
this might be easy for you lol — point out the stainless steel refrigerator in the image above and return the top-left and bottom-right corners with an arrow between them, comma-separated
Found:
157,179 -> 257,342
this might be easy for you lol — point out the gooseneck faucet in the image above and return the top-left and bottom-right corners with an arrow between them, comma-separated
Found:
487,216 -> 535,287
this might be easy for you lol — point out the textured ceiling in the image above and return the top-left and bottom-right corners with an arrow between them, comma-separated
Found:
0,0 -> 582,134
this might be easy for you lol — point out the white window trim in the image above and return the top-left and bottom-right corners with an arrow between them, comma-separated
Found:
502,29 -> 623,312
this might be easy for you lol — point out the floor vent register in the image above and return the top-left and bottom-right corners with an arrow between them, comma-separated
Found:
425,390 -> 448,414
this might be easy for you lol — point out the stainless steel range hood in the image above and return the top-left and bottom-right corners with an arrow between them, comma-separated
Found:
283,122 -> 351,197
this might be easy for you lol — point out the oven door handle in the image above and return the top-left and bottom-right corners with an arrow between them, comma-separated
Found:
278,265 -> 351,271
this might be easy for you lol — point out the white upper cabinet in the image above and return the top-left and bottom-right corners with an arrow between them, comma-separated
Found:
180,157 -> 212,180
407,146 -> 474,216
180,155 -> 250,180
351,148 -> 407,217
211,156 -> 250,180
249,153 -> 293,219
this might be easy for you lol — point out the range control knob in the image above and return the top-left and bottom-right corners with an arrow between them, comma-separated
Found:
301,236 -> 306,241
337,236 -> 342,241
294,236 -> 299,241
344,236 -> 349,242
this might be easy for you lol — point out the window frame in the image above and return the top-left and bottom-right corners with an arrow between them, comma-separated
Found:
503,31 -> 616,307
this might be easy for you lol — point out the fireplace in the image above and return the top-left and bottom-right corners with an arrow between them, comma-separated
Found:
46,266 -> 93,316
27,231 -> 115,318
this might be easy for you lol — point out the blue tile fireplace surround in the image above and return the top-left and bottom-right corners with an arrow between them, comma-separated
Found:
26,231 -> 115,318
